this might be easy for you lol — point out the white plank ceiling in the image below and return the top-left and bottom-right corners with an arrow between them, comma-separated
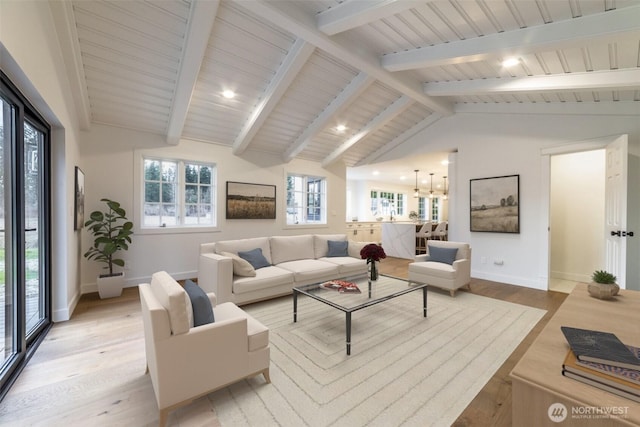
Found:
53,0 -> 640,177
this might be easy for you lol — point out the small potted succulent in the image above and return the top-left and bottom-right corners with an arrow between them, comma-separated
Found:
587,270 -> 619,300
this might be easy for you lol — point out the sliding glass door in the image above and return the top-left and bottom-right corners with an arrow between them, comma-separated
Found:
0,72 -> 51,399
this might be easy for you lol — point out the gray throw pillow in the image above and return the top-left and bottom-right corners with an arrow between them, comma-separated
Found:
238,247 -> 271,269
183,279 -> 214,326
327,240 -> 348,257
428,245 -> 458,265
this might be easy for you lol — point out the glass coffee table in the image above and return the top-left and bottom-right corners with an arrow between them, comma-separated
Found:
292,274 -> 428,355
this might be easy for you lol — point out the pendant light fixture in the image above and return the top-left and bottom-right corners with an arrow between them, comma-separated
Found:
443,176 -> 448,200
429,173 -> 434,199
413,170 -> 420,198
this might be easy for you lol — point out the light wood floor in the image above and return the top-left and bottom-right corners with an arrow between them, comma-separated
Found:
0,257 -> 567,426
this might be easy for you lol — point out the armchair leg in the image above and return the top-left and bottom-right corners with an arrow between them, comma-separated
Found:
449,290 -> 456,297
262,368 -> 271,384
145,364 -> 149,375
159,408 -> 168,427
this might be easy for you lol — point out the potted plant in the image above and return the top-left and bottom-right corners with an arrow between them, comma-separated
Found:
84,198 -> 134,298
587,270 -> 619,300
409,211 -> 419,222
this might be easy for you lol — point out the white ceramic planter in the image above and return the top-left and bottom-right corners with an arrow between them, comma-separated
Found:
97,273 -> 125,299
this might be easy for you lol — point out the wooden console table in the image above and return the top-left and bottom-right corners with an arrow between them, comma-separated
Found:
511,283 -> 640,426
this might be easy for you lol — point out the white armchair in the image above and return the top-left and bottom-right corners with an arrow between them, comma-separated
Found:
408,241 -> 471,297
139,271 -> 270,426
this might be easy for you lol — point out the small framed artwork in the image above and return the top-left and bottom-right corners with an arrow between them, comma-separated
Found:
226,181 -> 276,219
470,174 -> 519,233
74,166 -> 85,230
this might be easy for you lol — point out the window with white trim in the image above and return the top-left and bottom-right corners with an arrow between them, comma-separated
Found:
431,197 -> 440,222
418,197 -> 427,220
286,174 -> 326,225
143,157 -> 216,228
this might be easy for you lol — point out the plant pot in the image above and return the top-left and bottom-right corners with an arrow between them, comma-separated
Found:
587,282 -> 619,300
97,272 -> 125,299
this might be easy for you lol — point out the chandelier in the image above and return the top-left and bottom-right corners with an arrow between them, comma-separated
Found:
443,176 -> 448,200
429,173 -> 434,199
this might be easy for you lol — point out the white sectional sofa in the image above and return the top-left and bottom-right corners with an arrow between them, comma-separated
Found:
198,234 -> 369,305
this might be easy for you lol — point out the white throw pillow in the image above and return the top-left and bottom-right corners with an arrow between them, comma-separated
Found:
220,251 -> 257,277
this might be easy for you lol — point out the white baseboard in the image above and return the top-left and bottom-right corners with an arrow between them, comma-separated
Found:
53,290 -> 81,322
550,270 -> 590,283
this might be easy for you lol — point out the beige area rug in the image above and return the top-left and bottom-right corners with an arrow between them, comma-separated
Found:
210,289 -> 546,427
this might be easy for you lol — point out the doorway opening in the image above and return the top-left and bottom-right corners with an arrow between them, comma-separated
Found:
549,149 -> 605,293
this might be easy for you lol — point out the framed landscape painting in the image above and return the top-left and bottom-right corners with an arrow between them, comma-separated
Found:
470,174 -> 519,233
226,181 -> 276,219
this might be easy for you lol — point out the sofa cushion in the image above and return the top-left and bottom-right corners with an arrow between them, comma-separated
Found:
214,302 -> 269,352
313,234 -> 347,259
238,248 -> 271,270
409,261 -> 457,280
150,271 -> 192,335
277,259 -> 338,282
320,256 -> 367,276
183,279 -> 215,326
270,235 -> 315,264
327,240 -> 348,257
220,251 -> 257,277
427,245 -> 458,265
215,237 -> 272,264
233,266 -> 294,295
347,240 -> 368,259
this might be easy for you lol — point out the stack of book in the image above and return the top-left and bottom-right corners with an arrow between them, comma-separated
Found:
320,280 -> 361,293
561,326 -> 640,402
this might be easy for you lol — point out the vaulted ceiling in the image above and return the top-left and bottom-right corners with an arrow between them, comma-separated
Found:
52,0 -> 640,175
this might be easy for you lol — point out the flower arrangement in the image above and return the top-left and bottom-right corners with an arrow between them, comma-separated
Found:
360,243 -> 386,281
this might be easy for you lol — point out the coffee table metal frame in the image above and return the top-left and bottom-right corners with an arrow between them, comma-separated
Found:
292,274 -> 427,355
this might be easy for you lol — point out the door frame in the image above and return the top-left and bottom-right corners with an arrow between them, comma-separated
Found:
539,135 -> 626,291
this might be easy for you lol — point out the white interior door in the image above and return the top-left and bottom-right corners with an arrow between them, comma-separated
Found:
604,135 -> 628,288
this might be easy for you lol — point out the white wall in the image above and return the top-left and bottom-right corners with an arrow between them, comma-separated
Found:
550,150 -> 605,282
79,124 -> 348,293
381,112 -> 640,290
1,1 -> 83,321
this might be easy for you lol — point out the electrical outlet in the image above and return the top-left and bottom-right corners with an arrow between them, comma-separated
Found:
494,259 -> 504,266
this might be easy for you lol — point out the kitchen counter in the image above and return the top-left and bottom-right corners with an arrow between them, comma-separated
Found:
381,222 -> 417,259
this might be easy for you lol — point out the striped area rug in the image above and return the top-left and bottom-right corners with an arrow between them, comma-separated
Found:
210,288 -> 546,427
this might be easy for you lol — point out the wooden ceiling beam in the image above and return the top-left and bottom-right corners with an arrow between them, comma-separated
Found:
382,5 -> 640,71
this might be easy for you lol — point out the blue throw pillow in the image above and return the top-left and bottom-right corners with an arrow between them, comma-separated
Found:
428,245 -> 458,265
327,240 -> 348,257
237,247 -> 271,269
183,279 -> 214,326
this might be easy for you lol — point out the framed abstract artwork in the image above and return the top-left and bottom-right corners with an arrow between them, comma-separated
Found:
226,181 -> 276,219
74,166 -> 85,230
470,174 -> 519,233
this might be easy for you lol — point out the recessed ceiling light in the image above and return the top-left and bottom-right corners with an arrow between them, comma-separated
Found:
336,124 -> 346,132
222,90 -> 235,99
400,176 -> 406,181
372,170 -> 380,176
502,58 -> 520,68
441,160 -> 449,165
